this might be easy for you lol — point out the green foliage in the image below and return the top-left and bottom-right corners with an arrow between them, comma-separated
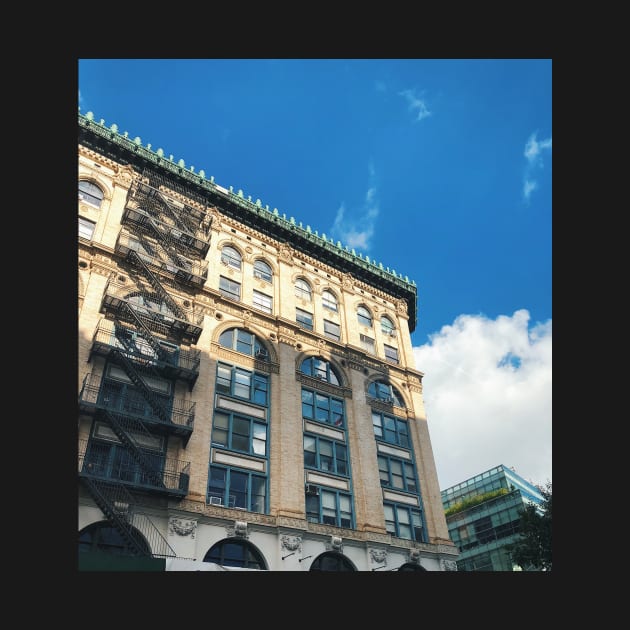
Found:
505,481 -> 552,571
444,487 -> 510,517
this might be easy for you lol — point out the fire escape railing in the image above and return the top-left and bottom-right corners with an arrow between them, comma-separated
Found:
102,280 -> 204,344
116,229 -> 208,287
90,318 -> 200,389
79,372 -> 195,433
78,445 -> 179,559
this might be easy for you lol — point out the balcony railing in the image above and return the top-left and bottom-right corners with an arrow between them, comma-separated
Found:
90,319 -> 200,388
79,372 -> 195,438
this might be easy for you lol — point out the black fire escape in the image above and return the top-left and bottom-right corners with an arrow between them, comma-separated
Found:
79,169 -> 212,557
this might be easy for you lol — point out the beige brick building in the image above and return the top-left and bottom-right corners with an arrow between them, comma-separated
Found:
78,110 -> 458,571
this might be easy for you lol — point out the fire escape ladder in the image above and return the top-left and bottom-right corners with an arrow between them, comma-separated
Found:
144,216 -> 195,272
126,250 -> 187,321
81,478 -> 150,556
97,409 -> 165,488
109,348 -> 171,425
117,306 -> 171,365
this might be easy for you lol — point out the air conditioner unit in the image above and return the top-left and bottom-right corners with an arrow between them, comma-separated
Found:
209,496 -> 223,506
305,484 -> 319,496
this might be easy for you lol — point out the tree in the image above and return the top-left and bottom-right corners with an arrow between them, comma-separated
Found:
506,481 -> 552,571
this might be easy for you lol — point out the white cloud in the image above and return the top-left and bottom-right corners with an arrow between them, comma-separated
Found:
398,88 -> 431,122
331,162 -> 380,251
413,309 -> 552,491
522,131 -> 552,203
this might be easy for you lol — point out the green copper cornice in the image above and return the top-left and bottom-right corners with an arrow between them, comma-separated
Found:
79,110 -> 418,331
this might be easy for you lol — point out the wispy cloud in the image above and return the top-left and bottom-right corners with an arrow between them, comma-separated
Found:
522,131 -> 552,202
398,88 -> 431,122
413,309 -> 552,491
330,162 -> 379,251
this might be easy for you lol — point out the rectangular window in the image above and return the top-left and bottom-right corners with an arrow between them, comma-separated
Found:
323,319 -> 340,341
360,334 -> 375,354
211,410 -> 267,456
372,412 -> 410,448
296,307 -> 313,331
378,455 -> 418,493
384,344 -> 399,364
303,434 -> 348,476
207,466 -> 267,514
306,487 -> 354,528
216,363 -> 269,406
79,217 -> 95,239
301,388 -> 345,427
219,276 -> 241,301
384,503 -> 424,542
253,290 -> 273,314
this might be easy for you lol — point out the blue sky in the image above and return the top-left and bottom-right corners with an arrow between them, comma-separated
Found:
78,58 -> 552,490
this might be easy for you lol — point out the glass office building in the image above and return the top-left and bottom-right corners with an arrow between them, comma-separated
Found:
441,465 -> 544,571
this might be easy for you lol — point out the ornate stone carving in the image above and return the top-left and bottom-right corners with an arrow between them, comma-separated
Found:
370,548 -> 387,563
341,273 -> 354,291
113,164 -> 135,188
226,520 -> 249,539
169,517 -> 197,539
396,298 -> 408,315
281,535 -> 302,552
327,535 -> 343,552
408,549 -> 421,564
278,243 -> 294,263
441,559 -> 458,571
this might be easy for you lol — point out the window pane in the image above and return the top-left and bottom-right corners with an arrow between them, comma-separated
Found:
322,290 -> 338,311
254,260 -> 272,282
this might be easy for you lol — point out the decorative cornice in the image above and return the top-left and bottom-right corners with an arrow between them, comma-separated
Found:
78,111 -> 418,331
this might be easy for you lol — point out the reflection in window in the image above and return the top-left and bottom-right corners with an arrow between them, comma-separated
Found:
295,278 -> 312,301
79,521 -> 150,556
296,308 -> 313,331
216,362 -> 268,405
219,276 -> 241,301
368,380 -> 404,406
302,389 -> 345,427
322,290 -> 338,312
323,319 -> 340,341
253,259 -> 273,282
221,245 -> 242,270
360,334 -> 375,354
219,327 -> 267,358
384,504 -> 425,542
309,552 -> 356,571
300,356 -> 340,385
203,538 -> 267,569
79,217 -> 96,239
381,316 -> 395,335
212,411 -> 267,456
384,344 -> 399,364
79,180 -> 104,207
305,487 -> 353,528
304,434 -> 348,475
357,305 -> 372,327
207,466 -> 267,513
372,411 -> 410,447
378,455 -> 418,493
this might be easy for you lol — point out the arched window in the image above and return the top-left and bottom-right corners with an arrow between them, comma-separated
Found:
368,379 -> 404,406
397,563 -> 427,571
322,289 -> 338,312
79,180 -> 104,208
203,539 -> 267,569
357,305 -> 373,327
221,245 -> 242,270
79,521 -> 151,557
253,259 -> 273,283
300,356 -> 340,386
295,278 -> 312,301
381,316 -> 395,336
309,552 -> 356,571
219,327 -> 268,359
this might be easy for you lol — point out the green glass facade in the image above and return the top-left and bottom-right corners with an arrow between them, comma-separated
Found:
441,464 -> 543,571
